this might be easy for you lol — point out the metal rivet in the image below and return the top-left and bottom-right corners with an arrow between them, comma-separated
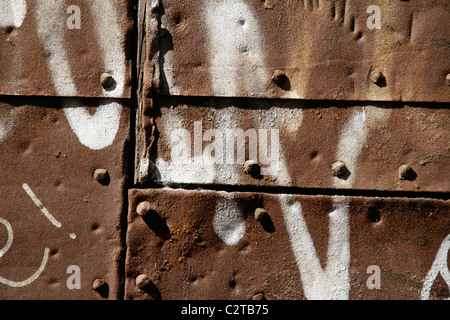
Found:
254,208 -> 268,222
136,274 -> 151,290
92,278 -> 107,291
271,69 -> 286,85
398,164 -> 416,181
244,160 -> 260,176
136,201 -> 152,217
251,292 -> 266,300
92,278 -> 109,298
370,69 -> 385,86
446,74 -> 450,86
100,73 -> 115,89
331,161 -> 348,177
93,169 -> 109,183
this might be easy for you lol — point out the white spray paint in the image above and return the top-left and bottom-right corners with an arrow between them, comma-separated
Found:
63,99 -> 122,150
213,192 -> 246,246
0,0 -> 27,28
0,218 -> 13,259
155,109 -> 217,184
205,0 -> 269,97
280,195 -> 350,300
22,183 -> 62,228
36,0 -> 123,150
333,107 -> 389,188
0,248 -> 50,288
89,0 -> 127,98
421,234 -> 450,300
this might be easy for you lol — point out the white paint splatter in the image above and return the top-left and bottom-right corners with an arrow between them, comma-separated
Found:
36,0 -> 123,150
0,218 -> 13,259
280,195 -> 350,300
213,192 -> 246,246
421,234 -> 450,300
63,99 -> 122,150
22,183 -> 62,228
0,0 -> 27,28
0,248 -> 50,287
205,0 -> 269,97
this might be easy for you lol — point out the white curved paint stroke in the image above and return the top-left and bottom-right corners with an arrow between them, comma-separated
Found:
63,99 -> 122,150
0,217 -> 50,287
213,192 -> 246,246
280,195 -> 350,300
421,234 -> 450,300
0,248 -> 50,288
0,218 -> 13,259
205,0 -> 269,97
36,0 -> 124,150
0,0 -> 27,28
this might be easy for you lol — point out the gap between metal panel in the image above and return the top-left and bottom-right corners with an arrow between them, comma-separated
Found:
137,182 -> 450,201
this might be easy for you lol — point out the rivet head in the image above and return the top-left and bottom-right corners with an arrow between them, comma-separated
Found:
136,201 -> 153,217
370,69 -> 385,86
92,278 -> 107,291
100,73 -> 115,89
331,161 -> 348,177
251,292 -> 266,300
446,74 -> 450,86
398,164 -> 416,181
244,160 -> 260,176
136,274 -> 152,290
93,169 -> 109,184
254,208 -> 268,222
92,278 -> 109,298
271,69 -> 286,84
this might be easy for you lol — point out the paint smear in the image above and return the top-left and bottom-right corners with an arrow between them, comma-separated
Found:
213,192 -> 246,246
0,0 -> 27,28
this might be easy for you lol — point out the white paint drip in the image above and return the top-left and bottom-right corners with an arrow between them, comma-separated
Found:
63,99 -> 122,150
0,218 -> 13,259
280,195 -> 350,300
0,248 -> 50,287
333,107 -> 389,188
22,183 -> 62,228
213,192 -> 246,246
0,0 -> 27,28
205,0 -> 269,96
421,234 -> 450,300
89,0 -> 126,97
36,0 -> 123,150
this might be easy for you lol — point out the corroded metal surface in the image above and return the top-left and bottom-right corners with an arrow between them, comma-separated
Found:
0,98 -> 130,299
158,0 -> 450,102
144,97 -> 450,193
125,188 -> 450,300
0,0 -> 132,98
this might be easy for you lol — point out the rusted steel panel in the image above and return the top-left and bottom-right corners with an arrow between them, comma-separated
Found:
0,97 -> 130,299
143,98 -> 449,193
157,0 -> 450,102
0,0 -> 132,98
125,188 -> 449,300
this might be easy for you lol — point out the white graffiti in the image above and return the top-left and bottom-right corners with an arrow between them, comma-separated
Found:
0,217 -> 50,288
22,183 -> 62,228
0,0 -> 26,28
213,192 -> 246,246
205,0 -> 269,97
280,195 -> 350,300
36,0 -> 124,150
421,234 -> 450,300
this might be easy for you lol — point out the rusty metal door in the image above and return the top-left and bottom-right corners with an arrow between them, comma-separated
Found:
0,0 -> 448,301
